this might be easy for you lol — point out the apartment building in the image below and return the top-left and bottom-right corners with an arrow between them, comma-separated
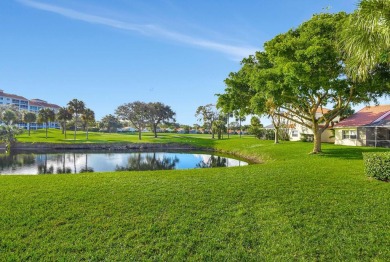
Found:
0,89 -> 61,129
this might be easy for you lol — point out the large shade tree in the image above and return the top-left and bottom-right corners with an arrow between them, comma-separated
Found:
115,101 -> 149,140
195,104 -> 219,139
67,99 -> 85,140
56,107 -> 73,139
99,114 -> 122,133
38,108 -> 55,139
148,102 -> 176,138
217,70 -> 254,139
221,12 -> 389,153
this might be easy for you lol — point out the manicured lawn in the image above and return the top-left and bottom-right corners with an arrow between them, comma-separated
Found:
1,130 -> 389,260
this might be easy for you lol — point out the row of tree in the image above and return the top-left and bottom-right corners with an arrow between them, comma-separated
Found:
0,98 -> 96,141
216,1 -> 389,153
99,101 -> 176,140
57,99 -> 95,140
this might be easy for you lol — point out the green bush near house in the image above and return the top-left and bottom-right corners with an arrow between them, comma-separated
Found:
363,152 -> 390,181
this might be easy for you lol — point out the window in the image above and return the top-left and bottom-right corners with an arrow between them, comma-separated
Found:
342,130 -> 357,139
291,130 -> 298,137
12,99 -> 19,103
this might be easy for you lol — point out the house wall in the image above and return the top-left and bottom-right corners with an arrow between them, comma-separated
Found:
289,125 -> 334,143
288,125 -> 312,141
287,113 -> 339,143
321,129 -> 335,143
334,128 -> 365,146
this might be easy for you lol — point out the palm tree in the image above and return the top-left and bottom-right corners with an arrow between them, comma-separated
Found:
67,99 -> 85,140
0,125 -> 23,153
2,110 -> 18,125
56,107 -> 73,139
38,108 -> 55,139
81,108 -> 95,140
22,111 -> 37,136
341,0 -> 390,81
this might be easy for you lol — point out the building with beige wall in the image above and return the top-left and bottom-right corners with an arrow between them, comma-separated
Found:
334,105 -> 390,147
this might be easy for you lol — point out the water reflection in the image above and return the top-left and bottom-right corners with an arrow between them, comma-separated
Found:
196,155 -> 228,168
116,152 -> 179,171
0,151 -> 248,175
0,154 -> 35,170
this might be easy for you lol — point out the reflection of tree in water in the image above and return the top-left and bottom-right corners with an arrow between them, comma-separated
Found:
57,167 -> 72,174
116,153 -> 179,171
56,153 -> 72,174
38,164 -> 54,174
0,153 -> 36,172
37,154 -> 54,174
196,155 -> 228,168
79,154 -> 94,173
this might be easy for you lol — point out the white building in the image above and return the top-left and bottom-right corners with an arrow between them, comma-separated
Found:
0,89 -> 61,129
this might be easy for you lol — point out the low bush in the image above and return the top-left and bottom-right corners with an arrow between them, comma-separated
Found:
363,152 -> 390,181
300,133 -> 314,142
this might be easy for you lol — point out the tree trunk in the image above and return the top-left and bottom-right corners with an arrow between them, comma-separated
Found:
64,125 -> 67,139
28,123 -> 30,136
312,124 -> 322,154
274,128 -> 279,144
46,123 -> 48,139
239,118 -> 242,138
138,129 -> 142,140
227,117 -> 230,139
154,125 -> 157,138
86,126 -> 89,140
74,114 -> 77,140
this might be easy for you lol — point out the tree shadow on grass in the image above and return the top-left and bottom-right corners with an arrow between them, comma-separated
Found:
320,146 -> 389,160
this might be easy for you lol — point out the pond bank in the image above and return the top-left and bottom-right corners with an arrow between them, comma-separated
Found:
12,142 -> 209,151
4,142 -> 262,164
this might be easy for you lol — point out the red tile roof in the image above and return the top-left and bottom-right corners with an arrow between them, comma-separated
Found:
0,91 -> 28,101
30,99 -> 61,109
335,105 -> 390,127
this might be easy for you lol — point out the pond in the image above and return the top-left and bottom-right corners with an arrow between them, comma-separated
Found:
0,151 -> 249,175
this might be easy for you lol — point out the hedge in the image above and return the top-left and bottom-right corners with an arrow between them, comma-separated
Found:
362,152 -> 390,181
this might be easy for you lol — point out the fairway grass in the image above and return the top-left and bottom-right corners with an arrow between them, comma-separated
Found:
1,130 -> 389,260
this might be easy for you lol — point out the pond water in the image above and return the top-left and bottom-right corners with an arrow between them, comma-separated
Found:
0,151 -> 248,175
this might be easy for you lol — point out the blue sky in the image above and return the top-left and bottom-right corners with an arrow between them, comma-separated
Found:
1,0 -> 360,125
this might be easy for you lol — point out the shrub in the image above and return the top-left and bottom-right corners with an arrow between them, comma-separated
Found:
300,133 -> 314,142
363,152 -> 390,181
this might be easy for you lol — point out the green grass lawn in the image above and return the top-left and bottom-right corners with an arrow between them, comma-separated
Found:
1,129 -> 389,260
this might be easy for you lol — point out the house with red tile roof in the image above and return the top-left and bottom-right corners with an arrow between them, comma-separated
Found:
334,105 -> 390,147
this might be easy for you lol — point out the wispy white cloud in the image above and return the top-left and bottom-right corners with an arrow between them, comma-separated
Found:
17,0 -> 258,59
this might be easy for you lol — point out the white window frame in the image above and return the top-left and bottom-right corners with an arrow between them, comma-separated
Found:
342,130 -> 357,139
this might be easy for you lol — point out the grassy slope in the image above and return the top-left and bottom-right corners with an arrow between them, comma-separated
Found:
16,129 -> 215,146
0,130 -> 389,260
